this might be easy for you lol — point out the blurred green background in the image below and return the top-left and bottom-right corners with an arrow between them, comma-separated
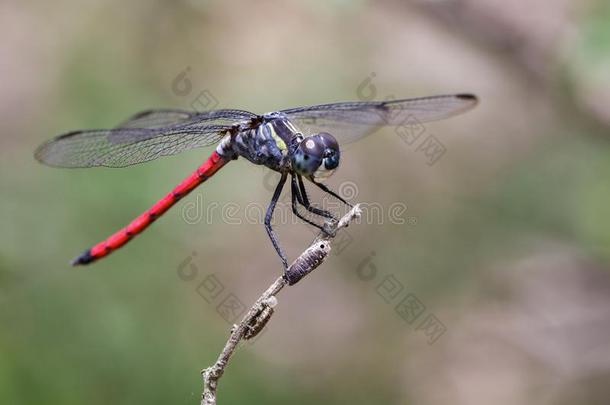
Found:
2,0 -> 610,404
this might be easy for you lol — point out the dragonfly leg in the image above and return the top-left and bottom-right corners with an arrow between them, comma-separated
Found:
297,175 -> 336,220
291,175 -> 327,232
265,173 -> 289,269
311,179 -> 353,208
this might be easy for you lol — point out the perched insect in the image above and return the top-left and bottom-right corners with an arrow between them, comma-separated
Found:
35,94 -> 478,269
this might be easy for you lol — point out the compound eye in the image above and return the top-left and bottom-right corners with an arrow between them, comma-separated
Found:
324,149 -> 340,170
292,142 -> 322,176
317,132 -> 339,151
292,132 -> 340,178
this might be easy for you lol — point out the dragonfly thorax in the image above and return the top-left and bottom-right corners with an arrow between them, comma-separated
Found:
221,114 -> 341,179
223,115 -> 302,172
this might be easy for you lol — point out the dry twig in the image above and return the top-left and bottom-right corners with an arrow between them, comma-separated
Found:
201,204 -> 362,405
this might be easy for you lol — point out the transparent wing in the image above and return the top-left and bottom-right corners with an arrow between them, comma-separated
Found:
116,108 -> 255,129
281,94 -> 478,144
35,125 -> 232,168
35,109 -> 256,168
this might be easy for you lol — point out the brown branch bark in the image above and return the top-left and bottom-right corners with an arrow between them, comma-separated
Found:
201,204 -> 362,405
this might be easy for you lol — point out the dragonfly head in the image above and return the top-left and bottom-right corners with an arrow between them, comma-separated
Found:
292,132 -> 340,180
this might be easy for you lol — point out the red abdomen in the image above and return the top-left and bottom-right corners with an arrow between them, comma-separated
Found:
72,150 -> 228,265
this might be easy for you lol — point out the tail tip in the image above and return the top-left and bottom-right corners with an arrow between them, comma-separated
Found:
71,249 -> 94,266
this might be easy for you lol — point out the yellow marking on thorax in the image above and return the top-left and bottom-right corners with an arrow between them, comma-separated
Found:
269,126 -> 288,154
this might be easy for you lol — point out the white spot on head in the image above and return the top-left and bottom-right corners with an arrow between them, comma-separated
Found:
305,139 -> 315,150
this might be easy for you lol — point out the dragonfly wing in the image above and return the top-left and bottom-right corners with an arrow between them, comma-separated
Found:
281,94 -> 478,144
36,109 -> 257,168
116,108 -> 256,129
35,125 -> 234,168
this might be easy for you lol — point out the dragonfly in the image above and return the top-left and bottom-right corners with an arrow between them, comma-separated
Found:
35,93 -> 478,269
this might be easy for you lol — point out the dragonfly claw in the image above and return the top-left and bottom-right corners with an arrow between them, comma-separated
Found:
322,221 -> 337,237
